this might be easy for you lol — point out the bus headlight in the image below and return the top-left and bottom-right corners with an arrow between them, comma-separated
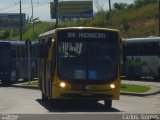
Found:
110,84 -> 116,89
59,82 -> 66,88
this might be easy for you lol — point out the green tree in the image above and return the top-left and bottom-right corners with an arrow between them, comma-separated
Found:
122,19 -> 130,33
134,0 -> 158,8
0,30 -> 10,39
113,2 -> 129,11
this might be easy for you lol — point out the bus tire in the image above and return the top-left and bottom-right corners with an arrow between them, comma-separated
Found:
2,80 -> 11,86
158,67 -> 160,80
48,99 -> 60,107
104,100 -> 112,108
42,93 -> 48,101
128,67 -> 135,80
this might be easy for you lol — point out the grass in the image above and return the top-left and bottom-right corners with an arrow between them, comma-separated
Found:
121,84 -> 151,93
20,80 -> 38,87
18,81 -> 151,93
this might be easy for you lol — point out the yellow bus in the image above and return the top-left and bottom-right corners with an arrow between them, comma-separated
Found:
38,27 -> 121,108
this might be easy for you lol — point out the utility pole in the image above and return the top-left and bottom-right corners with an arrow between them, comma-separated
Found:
158,0 -> 160,36
20,0 -> 22,41
31,0 -> 34,39
54,0 -> 58,28
109,0 -> 111,13
108,0 -> 112,19
19,0 -> 23,83
28,0 -> 34,85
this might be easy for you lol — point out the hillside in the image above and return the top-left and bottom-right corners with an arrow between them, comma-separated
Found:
110,2 -> 159,38
0,0 -> 159,40
81,1 -> 158,38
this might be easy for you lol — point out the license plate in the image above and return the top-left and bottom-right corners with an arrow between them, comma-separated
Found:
81,92 -> 92,96
87,85 -> 99,90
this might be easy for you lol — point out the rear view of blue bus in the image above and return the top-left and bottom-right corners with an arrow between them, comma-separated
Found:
0,42 -> 11,85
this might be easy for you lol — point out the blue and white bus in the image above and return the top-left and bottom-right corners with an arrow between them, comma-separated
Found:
122,37 -> 160,80
0,40 -> 38,85
0,42 -> 12,85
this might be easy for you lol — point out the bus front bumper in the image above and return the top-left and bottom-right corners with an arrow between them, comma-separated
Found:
52,85 -> 120,100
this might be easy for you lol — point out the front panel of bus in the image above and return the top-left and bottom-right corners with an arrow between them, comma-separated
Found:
52,28 -> 120,100
0,42 -> 11,84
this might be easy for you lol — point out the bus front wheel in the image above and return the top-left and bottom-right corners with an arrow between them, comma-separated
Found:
158,67 -> 160,80
104,100 -> 112,108
42,93 -> 48,101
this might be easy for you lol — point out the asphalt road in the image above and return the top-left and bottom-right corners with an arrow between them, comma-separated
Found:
0,85 -> 160,120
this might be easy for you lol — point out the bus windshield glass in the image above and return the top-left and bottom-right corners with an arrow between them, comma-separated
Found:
57,30 -> 118,83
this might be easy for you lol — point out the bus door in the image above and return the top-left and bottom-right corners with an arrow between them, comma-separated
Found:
45,38 -> 52,97
38,39 -> 45,95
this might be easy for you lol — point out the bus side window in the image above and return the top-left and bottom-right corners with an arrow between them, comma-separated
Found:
11,48 -> 16,58
132,43 -> 137,56
22,45 -> 25,58
135,43 -> 139,56
158,42 -> 160,55
151,42 -> 155,55
16,45 -> 19,58
140,42 -> 143,55
45,37 -> 51,58
148,42 -> 151,55
146,42 -> 149,56
39,39 -> 45,58
133,43 -> 137,56
143,42 -> 147,56
140,42 -> 145,56
33,45 -> 35,58
126,43 -> 131,56
41,39 -> 45,58
153,42 -> 156,55
30,45 -> 33,58
130,43 -> 133,55
155,42 -> 158,55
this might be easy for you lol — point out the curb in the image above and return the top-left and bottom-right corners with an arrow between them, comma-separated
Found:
120,90 -> 160,97
120,85 -> 160,96
11,84 -> 160,97
11,84 -> 39,90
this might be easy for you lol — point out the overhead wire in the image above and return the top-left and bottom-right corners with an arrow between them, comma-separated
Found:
0,2 -> 50,13
0,3 -> 19,12
0,0 -> 26,12
0,0 -> 50,13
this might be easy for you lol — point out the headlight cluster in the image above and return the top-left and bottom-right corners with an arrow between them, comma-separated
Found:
59,82 -> 66,88
58,81 -> 116,90
110,84 -> 116,89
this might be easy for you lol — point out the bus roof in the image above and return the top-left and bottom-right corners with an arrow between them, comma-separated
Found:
0,40 -> 25,45
0,40 -> 37,45
123,37 -> 160,43
39,27 -> 119,38
39,29 -> 56,38
0,41 -> 10,45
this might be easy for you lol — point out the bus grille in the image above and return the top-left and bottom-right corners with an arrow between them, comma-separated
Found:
61,93 -> 112,99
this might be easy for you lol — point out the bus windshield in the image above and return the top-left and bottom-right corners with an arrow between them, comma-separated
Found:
57,30 -> 118,83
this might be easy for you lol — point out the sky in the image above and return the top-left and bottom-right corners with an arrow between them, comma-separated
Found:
0,0 -> 134,21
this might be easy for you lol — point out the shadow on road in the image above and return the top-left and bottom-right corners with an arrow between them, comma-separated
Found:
36,99 -> 121,112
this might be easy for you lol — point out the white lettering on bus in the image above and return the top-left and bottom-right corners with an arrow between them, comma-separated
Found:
79,33 -> 106,39
67,32 -> 106,39
67,32 -> 76,38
